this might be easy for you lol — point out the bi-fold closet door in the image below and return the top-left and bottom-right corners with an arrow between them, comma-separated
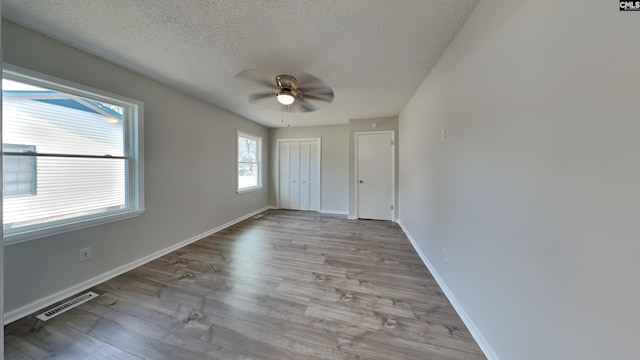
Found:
278,139 -> 320,211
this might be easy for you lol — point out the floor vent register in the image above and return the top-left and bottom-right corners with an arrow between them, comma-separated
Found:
36,292 -> 99,321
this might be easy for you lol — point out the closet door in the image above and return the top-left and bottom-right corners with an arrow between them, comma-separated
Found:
288,142 -> 300,209
278,138 -> 320,211
278,141 -> 291,209
298,141 -> 311,210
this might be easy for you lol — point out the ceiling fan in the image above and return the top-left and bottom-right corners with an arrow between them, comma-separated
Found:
235,69 -> 334,113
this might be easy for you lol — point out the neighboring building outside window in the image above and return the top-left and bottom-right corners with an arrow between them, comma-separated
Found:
3,144 -> 37,198
2,65 -> 144,244
237,132 -> 262,192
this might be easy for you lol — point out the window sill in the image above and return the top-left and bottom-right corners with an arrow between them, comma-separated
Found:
3,208 -> 145,246
237,186 -> 262,194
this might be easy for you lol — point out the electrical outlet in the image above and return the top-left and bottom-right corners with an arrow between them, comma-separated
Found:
440,130 -> 447,143
79,247 -> 92,262
442,248 -> 448,264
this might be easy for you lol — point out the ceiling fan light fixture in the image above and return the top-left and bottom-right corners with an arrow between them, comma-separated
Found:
277,91 -> 295,105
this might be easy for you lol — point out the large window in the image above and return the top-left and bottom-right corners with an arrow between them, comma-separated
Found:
2,65 -> 144,244
237,132 -> 262,192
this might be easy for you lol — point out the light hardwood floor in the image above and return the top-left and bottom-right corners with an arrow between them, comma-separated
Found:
4,210 -> 486,360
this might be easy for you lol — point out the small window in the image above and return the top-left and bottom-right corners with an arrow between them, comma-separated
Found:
2,65 -> 144,244
237,132 -> 262,192
3,144 -> 37,198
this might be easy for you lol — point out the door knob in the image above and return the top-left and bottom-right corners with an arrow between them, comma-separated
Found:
359,180 -> 363,183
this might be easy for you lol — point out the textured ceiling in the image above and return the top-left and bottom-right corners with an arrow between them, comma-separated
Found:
3,0 -> 478,128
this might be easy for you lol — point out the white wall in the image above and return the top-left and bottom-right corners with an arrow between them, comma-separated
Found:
2,21 -> 270,316
270,125 -> 348,213
399,1 -> 640,359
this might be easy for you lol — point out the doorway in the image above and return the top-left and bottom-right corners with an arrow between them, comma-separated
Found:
278,138 -> 321,211
355,131 -> 394,220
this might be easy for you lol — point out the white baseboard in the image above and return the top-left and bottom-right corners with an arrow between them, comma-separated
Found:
344,215 -> 399,223
3,206 -> 274,324
319,210 -> 349,215
397,220 -> 500,360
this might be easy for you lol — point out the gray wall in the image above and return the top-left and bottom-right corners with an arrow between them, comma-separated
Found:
399,1 -> 640,359
270,125 -> 348,213
3,21 -> 270,313
348,117 -> 398,219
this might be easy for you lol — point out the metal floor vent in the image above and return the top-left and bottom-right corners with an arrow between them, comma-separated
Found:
36,292 -> 99,321
251,214 -> 264,219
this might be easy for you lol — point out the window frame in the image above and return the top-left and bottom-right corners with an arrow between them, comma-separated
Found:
2,64 -> 145,245
237,131 -> 262,193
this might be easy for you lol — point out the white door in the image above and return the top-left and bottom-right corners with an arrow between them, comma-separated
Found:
299,141 -> 310,210
357,132 -> 393,220
278,139 -> 320,211
289,142 -> 300,209
279,141 -> 291,209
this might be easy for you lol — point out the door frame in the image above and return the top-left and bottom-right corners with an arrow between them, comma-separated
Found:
276,137 -> 322,211
354,131 -> 395,221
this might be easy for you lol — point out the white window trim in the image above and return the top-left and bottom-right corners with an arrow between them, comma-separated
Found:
2,64 -> 145,246
237,131 -> 262,193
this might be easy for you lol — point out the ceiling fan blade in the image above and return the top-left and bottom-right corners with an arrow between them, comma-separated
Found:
235,69 -> 274,89
249,92 -> 274,103
296,72 -> 328,89
290,99 -> 316,113
302,92 -> 334,103
299,85 -> 333,94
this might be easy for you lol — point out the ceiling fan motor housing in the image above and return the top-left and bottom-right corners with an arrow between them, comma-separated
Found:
276,75 -> 302,100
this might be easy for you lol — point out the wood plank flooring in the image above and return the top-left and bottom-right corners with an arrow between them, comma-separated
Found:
4,210 -> 486,360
